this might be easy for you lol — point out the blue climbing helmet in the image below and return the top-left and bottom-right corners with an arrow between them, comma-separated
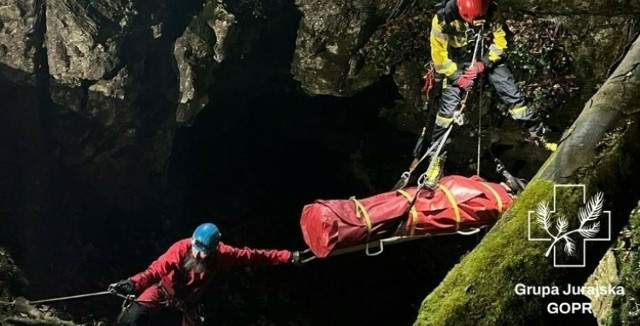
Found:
191,223 -> 222,254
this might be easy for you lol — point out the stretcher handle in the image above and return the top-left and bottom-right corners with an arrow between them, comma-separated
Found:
456,228 -> 482,236
365,240 -> 385,256
300,249 -> 317,264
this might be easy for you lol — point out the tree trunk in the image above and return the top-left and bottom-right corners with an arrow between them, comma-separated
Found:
415,35 -> 640,325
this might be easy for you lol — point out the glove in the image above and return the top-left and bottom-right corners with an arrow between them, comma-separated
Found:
290,251 -> 303,266
454,72 -> 475,91
109,279 -> 135,295
464,60 -> 485,77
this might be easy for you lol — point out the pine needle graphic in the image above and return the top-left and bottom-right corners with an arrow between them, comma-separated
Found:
564,237 -> 575,256
536,201 -> 551,231
579,192 -> 603,224
556,217 -> 568,234
539,192 -> 604,258
579,222 -> 600,238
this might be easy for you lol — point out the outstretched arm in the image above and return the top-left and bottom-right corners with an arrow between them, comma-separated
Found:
217,242 -> 292,267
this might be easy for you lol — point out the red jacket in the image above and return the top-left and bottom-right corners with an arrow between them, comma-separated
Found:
129,238 -> 291,305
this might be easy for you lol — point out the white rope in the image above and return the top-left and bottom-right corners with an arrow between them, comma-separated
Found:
476,36 -> 485,176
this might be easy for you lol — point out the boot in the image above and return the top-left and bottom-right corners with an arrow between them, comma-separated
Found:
526,122 -> 557,152
422,152 -> 447,189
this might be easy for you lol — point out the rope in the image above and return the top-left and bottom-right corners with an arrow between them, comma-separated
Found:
397,189 -> 419,236
479,182 -> 503,214
30,291 -> 117,304
437,184 -> 461,230
351,197 -> 373,241
0,291 -> 132,306
477,91 -> 482,176
476,36 -> 485,176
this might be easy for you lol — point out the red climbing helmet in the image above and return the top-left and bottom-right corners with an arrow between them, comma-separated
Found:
456,0 -> 489,23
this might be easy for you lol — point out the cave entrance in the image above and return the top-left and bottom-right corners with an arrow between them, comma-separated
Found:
166,73 -> 489,325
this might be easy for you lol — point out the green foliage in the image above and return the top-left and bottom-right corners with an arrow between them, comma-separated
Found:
504,18 -> 578,115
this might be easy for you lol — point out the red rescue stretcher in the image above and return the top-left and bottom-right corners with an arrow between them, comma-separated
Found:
300,175 -> 513,260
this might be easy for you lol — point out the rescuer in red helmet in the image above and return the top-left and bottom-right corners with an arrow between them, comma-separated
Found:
429,0 -> 557,151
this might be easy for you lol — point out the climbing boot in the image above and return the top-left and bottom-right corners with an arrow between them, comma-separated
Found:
423,152 -> 446,189
526,122 -> 557,152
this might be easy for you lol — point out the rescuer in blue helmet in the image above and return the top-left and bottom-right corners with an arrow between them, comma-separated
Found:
190,223 -> 222,257
111,222 -> 301,325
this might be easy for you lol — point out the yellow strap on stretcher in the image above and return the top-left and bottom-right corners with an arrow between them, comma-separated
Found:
350,197 -> 373,240
479,182 -> 503,214
437,184 -> 461,230
396,189 -> 419,236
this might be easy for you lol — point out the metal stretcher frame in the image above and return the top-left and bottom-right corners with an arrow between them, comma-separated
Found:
300,224 -> 492,264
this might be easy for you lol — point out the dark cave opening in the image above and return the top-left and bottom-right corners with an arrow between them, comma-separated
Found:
162,64 -> 495,325
0,1 -> 579,324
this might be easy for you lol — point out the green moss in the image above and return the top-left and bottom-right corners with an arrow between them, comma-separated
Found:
416,180 -> 558,325
606,206 -> 640,325
416,117 -> 640,324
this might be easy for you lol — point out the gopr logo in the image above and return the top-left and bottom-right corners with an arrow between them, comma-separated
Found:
527,184 -> 611,268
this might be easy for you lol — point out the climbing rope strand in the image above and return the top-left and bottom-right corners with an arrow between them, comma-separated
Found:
29,291 -> 116,304
476,36 -> 485,176
477,96 -> 481,176
0,290 -> 133,306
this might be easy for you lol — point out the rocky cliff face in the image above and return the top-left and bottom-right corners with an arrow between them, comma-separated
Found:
292,0 -> 433,97
585,204 -> 640,325
0,0 -> 37,83
1,0 -> 636,208
0,0 -> 297,209
292,0 -> 639,133
1,0 -> 639,323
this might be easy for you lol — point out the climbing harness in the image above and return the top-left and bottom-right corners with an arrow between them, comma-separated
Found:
115,286 -> 205,325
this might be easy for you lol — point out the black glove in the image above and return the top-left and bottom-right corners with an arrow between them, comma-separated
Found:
290,251 -> 303,266
109,279 -> 135,295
